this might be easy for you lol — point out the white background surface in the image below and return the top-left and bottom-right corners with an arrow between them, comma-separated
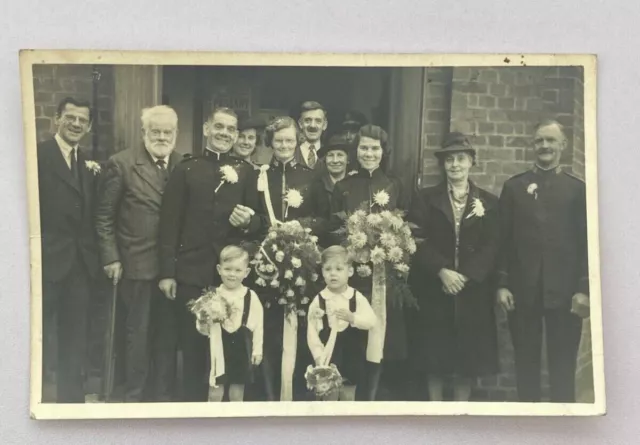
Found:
1,0 -> 638,443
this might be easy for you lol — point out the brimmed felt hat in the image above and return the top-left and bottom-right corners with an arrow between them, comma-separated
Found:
238,116 -> 267,132
433,132 -> 476,158
318,133 -> 353,158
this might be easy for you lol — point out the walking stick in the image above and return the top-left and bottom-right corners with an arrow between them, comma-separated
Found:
102,281 -> 118,402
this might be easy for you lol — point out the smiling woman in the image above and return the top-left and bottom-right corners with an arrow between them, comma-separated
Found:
406,132 -> 499,402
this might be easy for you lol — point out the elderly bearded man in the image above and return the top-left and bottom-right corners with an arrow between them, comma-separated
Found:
159,107 -> 262,401
96,105 -> 183,402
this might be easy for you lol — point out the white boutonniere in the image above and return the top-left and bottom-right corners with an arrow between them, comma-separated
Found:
85,160 -> 101,175
527,183 -> 538,200
215,165 -> 239,193
347,169 -> 358,176
372,190 -> 390,208
284,188 -> 303,218
466,198 -> 486,219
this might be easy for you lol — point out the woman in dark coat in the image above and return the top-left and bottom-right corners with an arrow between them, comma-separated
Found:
407,132 -> 499,401
330,124 -> 410,401
257,116 -> 329,402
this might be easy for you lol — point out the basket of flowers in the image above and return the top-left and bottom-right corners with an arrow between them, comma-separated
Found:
305,364 -> 344,398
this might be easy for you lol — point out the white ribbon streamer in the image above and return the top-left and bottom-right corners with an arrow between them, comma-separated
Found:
208,323 -> 225,387
257,166 -> 278,227
319,327 -> 338,367
366,263 -> 386,363
280,311 -> 298,401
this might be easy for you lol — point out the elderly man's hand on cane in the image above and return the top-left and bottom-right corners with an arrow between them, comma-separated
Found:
103,261 -> 123,285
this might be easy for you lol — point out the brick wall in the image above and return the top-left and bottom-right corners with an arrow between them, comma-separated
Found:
419,67 -> 452,188
420,66 -> 591,402
32,64 -> 115,160
32,64 -> 116,384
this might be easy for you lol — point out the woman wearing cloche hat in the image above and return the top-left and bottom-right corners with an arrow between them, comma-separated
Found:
407,132 -> 500,401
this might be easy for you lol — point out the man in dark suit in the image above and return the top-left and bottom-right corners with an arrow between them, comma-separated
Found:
496,119 -> 590,403
38,97 -> 100,403
95,105 -> 182,402
296,100 -> 328,172
158,107 -> 262,401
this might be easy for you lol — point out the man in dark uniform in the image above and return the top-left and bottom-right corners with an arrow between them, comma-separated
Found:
158,107 -> 262,401
38,97 -> 100,403
496,119 -> 590,403
337,110 -> 368,145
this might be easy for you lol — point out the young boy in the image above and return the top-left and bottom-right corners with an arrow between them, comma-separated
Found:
307,245 -> 377,401
208,245 -> 264,402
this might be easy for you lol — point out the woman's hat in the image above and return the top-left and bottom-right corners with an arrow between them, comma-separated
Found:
434,132 -> 476,158
238,116 -> 267,132
318,134 -> 353,158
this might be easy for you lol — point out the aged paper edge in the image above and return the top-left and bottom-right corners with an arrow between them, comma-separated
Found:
19,50 -> 605,420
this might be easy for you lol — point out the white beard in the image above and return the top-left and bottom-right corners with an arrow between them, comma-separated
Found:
145,139 -> 175,159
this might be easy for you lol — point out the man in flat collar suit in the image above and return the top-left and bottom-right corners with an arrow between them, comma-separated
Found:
297,100 -> 328,170
95,105 -> 182,402
158,107 -> 262,401
38,97 -> 100,403
496,119 -> 590,403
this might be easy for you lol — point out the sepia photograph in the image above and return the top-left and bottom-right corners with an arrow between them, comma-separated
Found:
20,51 -> 604,419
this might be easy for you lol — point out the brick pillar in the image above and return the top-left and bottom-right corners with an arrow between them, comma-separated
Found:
419,67 -> 452,188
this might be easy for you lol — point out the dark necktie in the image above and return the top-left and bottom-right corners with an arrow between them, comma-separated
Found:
308,144 -> 317,168
156,159 -> 169,182
70,148 -> 78,181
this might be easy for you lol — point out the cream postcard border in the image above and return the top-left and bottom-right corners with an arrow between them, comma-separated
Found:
19,50 -> 604,420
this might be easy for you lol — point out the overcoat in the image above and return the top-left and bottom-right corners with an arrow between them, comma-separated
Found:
95,146 -> 182,280
407,181 -> 500,377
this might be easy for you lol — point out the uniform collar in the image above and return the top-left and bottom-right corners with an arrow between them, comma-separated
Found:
204,147 -> 231,161
356,165 -> 384,178
271,157 -> 298,169
532,164 -> 562,175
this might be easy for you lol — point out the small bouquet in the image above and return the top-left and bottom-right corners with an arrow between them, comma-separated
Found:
305,364 -> 344,398
186,287 -> 236,336
251,220 -> 321,317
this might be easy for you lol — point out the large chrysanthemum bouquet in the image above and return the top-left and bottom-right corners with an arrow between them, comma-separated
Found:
334,193 -> 418,309
251,220 -> 322,316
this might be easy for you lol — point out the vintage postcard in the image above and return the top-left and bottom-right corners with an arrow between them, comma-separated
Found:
20,50 -> 604,419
